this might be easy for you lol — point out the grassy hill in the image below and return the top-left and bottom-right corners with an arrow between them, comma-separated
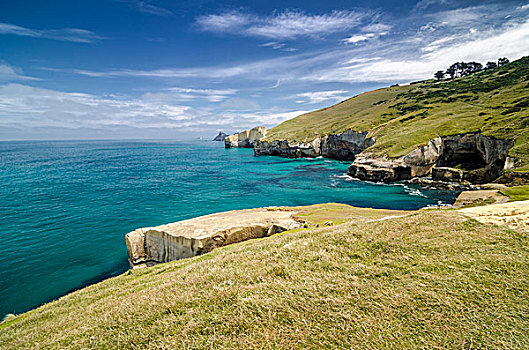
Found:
1,205 -> 528,349
266,57 -> 529,171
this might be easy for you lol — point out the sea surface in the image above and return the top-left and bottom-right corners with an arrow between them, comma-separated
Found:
0,140 -> 457,317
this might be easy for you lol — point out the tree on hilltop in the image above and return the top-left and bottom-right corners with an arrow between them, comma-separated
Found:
434,70 -> 445,80
485,61 -> 497,69
439,57 -> 507,80
446,64 -> 457,79
464,62 -> 483,75
498,57 -> 509,66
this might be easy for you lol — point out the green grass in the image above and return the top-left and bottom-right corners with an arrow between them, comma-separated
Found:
2,210 -> 528,349
265,57 -> 529,170
285,202 -> 410,228
501,185 -> 529,202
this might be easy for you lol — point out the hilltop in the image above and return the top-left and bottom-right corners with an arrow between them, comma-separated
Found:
264,57 -> 529,171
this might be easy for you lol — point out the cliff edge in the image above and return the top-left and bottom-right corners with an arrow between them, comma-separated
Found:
225,126 -> 266,148
126,207 -> 302,268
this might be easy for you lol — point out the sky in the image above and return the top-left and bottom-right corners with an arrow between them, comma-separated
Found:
0,0 -> 528,140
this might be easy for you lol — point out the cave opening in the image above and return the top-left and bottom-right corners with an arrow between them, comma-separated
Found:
437,145 -> 488,170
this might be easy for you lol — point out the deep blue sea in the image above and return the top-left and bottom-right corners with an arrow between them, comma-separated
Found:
0,140 -> 457,317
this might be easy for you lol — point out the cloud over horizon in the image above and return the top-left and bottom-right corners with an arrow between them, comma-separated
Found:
0,83 -> 307,138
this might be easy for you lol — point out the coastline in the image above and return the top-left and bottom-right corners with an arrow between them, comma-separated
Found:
0,140 -> 455,319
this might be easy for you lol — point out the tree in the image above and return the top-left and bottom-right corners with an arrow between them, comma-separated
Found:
444,61 -> 483,79
434,70 -> 445,80
464,62 -> 483,75
497,57 -> 509,66
446,64 -> 457,79
485,61 -> 497,69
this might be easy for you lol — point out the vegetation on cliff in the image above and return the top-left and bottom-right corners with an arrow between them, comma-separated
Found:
265,56 -> 529,170
1,205 -> 528,349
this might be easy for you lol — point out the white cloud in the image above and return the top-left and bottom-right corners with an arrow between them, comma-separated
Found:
229,110 -> 309,127
143,87 -> 237,103
315,18 -> 529,83
196,11 -> 253,32
260,41 -> 286,49
421,35 -> 456,52
196,10 -> 372,40
415,0 -> 449,10
0,64 -> 38,82
296,90 -> 350,104
0,23 -> 103,43
0,83 -> 306,138
362,23 -> 392,33
0,83 -> 200,130
123,0 -> 173,16
343,33 -> 378,44
220,97 -> 261,110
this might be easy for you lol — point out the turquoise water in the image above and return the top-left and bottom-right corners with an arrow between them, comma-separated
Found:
0,140 -> 457,317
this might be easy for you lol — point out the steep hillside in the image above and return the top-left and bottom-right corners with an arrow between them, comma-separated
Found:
265,57 -> 529,170
1,206 -> 528,349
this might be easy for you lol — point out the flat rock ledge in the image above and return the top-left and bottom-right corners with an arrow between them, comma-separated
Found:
453,189 -> 510,207
126,208 -> 303,268
459,200 -> 529,233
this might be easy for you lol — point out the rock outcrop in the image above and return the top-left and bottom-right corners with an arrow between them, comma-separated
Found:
347,155 -> 412,182
125,208 -> 303,268
254,129 -> 374,160
225,127 -> 266,148
213,131 -> 228,141
495,171 -> 529,186
347,133 -> 513,184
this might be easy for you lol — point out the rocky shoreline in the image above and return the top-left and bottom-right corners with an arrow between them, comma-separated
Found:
224,126 -> 524,188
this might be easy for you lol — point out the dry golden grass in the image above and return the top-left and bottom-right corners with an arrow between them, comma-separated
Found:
1,209 -> 528,349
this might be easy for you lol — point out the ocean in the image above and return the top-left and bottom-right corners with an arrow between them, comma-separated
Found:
0,140 -> 457,317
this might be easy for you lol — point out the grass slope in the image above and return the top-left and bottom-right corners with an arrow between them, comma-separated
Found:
266,57 -> 529,170
501,185 -> 529,202
1,209 -> 528,349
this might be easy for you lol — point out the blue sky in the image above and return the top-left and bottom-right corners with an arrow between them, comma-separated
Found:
1,0 -> 528,140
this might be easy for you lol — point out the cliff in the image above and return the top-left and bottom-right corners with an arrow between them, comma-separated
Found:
225,126 -> 266,148
254,129 -> 374,160
252,57 -> 529,184
347,132 -> 513,184
126,207 -> 303,268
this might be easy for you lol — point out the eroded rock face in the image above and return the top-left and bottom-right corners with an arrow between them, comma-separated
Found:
347,133 -> 513,184
254,129 -> 373,160
321,130 -> 375,160
254,138 -> 322,158
225,127 -> 267,148
125,208 -> 303,268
